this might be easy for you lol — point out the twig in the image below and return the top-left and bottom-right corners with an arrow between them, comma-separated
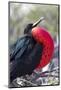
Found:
40,74 -> 58,78
34,67 -> 59,76
17,78 -> 37,86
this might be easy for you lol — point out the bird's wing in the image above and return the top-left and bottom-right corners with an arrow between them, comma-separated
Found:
10,35 -> 31,61
23,43 -> 43,67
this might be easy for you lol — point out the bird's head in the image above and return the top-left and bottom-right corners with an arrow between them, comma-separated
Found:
24,17 -> 44,34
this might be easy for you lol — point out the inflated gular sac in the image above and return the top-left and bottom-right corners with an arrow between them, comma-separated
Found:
32,27 -> 54,69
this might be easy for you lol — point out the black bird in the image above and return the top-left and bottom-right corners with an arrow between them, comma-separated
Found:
9,17 -> 44,83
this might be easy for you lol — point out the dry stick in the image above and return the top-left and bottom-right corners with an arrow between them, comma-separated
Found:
34,66 -> 59,75
35,67 -> 59,76
40,74 -> 58,78
40,68 -> 59,75
17,78 -> 37,86
30,67 -> 59,84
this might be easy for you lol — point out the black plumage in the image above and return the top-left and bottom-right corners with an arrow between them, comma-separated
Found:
10,20 -> 44,83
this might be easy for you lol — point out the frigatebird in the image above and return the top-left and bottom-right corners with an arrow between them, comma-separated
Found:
9,17 -> 54,84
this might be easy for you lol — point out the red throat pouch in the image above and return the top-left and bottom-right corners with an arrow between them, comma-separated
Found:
32,27 -> 54,69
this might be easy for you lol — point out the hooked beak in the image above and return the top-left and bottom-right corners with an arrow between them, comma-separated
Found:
32,17 -> 45,28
